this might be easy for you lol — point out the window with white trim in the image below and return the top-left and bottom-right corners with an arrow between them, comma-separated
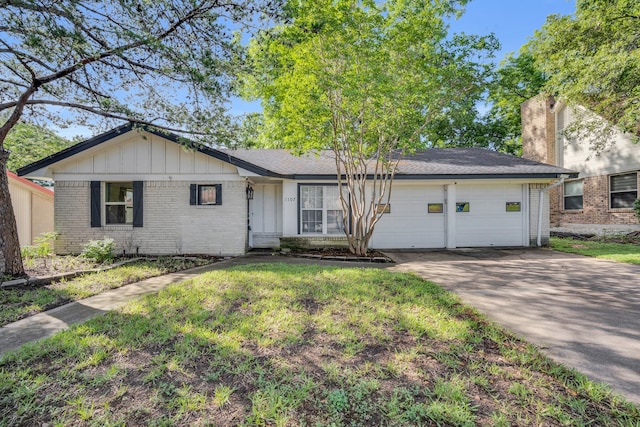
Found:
610,173 -> 638,209
563,180 -> 583,210
105,182 -> 133,224
300,185 -> 344,234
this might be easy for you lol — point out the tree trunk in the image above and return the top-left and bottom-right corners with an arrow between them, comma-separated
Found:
0,149 -> 25,277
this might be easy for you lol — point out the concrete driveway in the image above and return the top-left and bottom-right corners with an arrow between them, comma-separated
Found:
386,248 -> 640,404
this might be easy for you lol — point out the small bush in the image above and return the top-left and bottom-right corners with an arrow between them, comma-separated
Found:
633,198 -> 640,220
81,238 -> 115,263
21,232 -> 59,259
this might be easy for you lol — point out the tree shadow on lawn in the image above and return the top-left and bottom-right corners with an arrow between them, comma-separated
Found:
1,263 -> 638,426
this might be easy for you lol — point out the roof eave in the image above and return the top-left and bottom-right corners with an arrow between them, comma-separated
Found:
16,123 -> 291,179
290,172 -> 579,180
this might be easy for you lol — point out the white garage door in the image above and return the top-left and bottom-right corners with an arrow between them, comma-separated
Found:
371,185 -> 445,249
455,184 -> 525,247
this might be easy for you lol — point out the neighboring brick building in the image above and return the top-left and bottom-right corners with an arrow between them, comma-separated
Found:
521,95 -> 640,228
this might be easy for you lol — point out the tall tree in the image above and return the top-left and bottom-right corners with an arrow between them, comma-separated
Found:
528,0 -> 640,138
4,121 -> 72,172
484,51 -> 548,155
0,0 -> 280,276
426,50 -> 546,155
244,0 -> 496,255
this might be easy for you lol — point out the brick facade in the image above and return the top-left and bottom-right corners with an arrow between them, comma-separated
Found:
54,180 -> 247,256
521,95 -> 556,165
550,175 -> 639,226
521,96 -> 640,227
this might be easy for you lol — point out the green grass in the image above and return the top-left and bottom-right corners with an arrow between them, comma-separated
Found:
550,237 -> 640,265
0,257 -> 210,327
0,264 -> 638,426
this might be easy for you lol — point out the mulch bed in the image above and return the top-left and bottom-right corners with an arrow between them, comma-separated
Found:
552,230 -> 640,244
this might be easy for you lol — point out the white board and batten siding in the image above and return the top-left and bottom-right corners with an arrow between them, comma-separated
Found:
51,131 -> 239,181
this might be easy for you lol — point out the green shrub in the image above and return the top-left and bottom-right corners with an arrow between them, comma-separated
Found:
634,198 -> 640,220
81,237 -> 115,263
21,232 -> 59,259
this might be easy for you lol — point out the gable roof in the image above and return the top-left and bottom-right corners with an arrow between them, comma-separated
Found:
17,123 -> 577,180
7,170 -> 54,197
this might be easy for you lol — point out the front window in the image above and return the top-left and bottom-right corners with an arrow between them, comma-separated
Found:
300,185 -> 344,234
105,182 -> 133,224
610,173 -> 638,209
199,185 -> 219,205
564,180 -> 583,210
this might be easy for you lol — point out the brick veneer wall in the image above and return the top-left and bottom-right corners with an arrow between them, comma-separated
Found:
552,174 -> 639,226
54,180 -> 247,256
521,95 -> 556,165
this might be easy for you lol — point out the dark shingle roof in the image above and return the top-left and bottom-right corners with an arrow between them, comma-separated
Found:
221,147 -> 577,179
17,124 -> 577,179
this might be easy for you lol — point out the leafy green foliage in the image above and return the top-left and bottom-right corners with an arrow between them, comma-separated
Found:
0,0 -> 281,276
528,0 -> 640,138
20,232 -> 59,260
634,199 -> 640,220
485,51 -> 548,155
81,238 -> 115,263
244,0 -> 497,254
4,122 -> 72,172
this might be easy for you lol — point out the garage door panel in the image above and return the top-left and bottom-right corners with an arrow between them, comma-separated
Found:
455,184 -> 524,247
371,185 -> 445,249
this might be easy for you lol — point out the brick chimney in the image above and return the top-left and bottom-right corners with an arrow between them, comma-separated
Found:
521,95 -> 557,165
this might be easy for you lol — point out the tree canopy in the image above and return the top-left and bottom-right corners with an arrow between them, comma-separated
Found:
243,0 -> 496,254
4,121 -> 72,172
0,0 -> 280,276
528,0 -> 640,137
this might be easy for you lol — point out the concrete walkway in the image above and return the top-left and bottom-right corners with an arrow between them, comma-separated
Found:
386,248 -> 640,404
0,254 -> 379,357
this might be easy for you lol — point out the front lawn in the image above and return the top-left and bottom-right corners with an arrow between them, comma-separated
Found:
550,237 -> 640,265
0,257 -> 212,327
1,264 -> 637,426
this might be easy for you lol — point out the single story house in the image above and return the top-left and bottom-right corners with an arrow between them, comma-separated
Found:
522,95 -> 640,229
7,170 -> 54,246
17,124 -> 577,256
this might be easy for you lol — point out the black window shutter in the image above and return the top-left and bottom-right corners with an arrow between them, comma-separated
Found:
133,181 -> 143,227
90,181 -> 101,227
190,184 -> 197,205
216,184 -> 222,205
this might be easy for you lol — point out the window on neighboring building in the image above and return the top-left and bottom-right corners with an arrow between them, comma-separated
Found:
105,182 -> 134,224
563,180 -> 583,210
300,185 -> 344,234
610,173 -> 638,209
190,184 -> 222,206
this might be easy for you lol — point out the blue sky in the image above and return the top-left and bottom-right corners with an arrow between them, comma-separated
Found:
448,0 -> 575,60
59,0 -> 576,139
229,0 -> 576,117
